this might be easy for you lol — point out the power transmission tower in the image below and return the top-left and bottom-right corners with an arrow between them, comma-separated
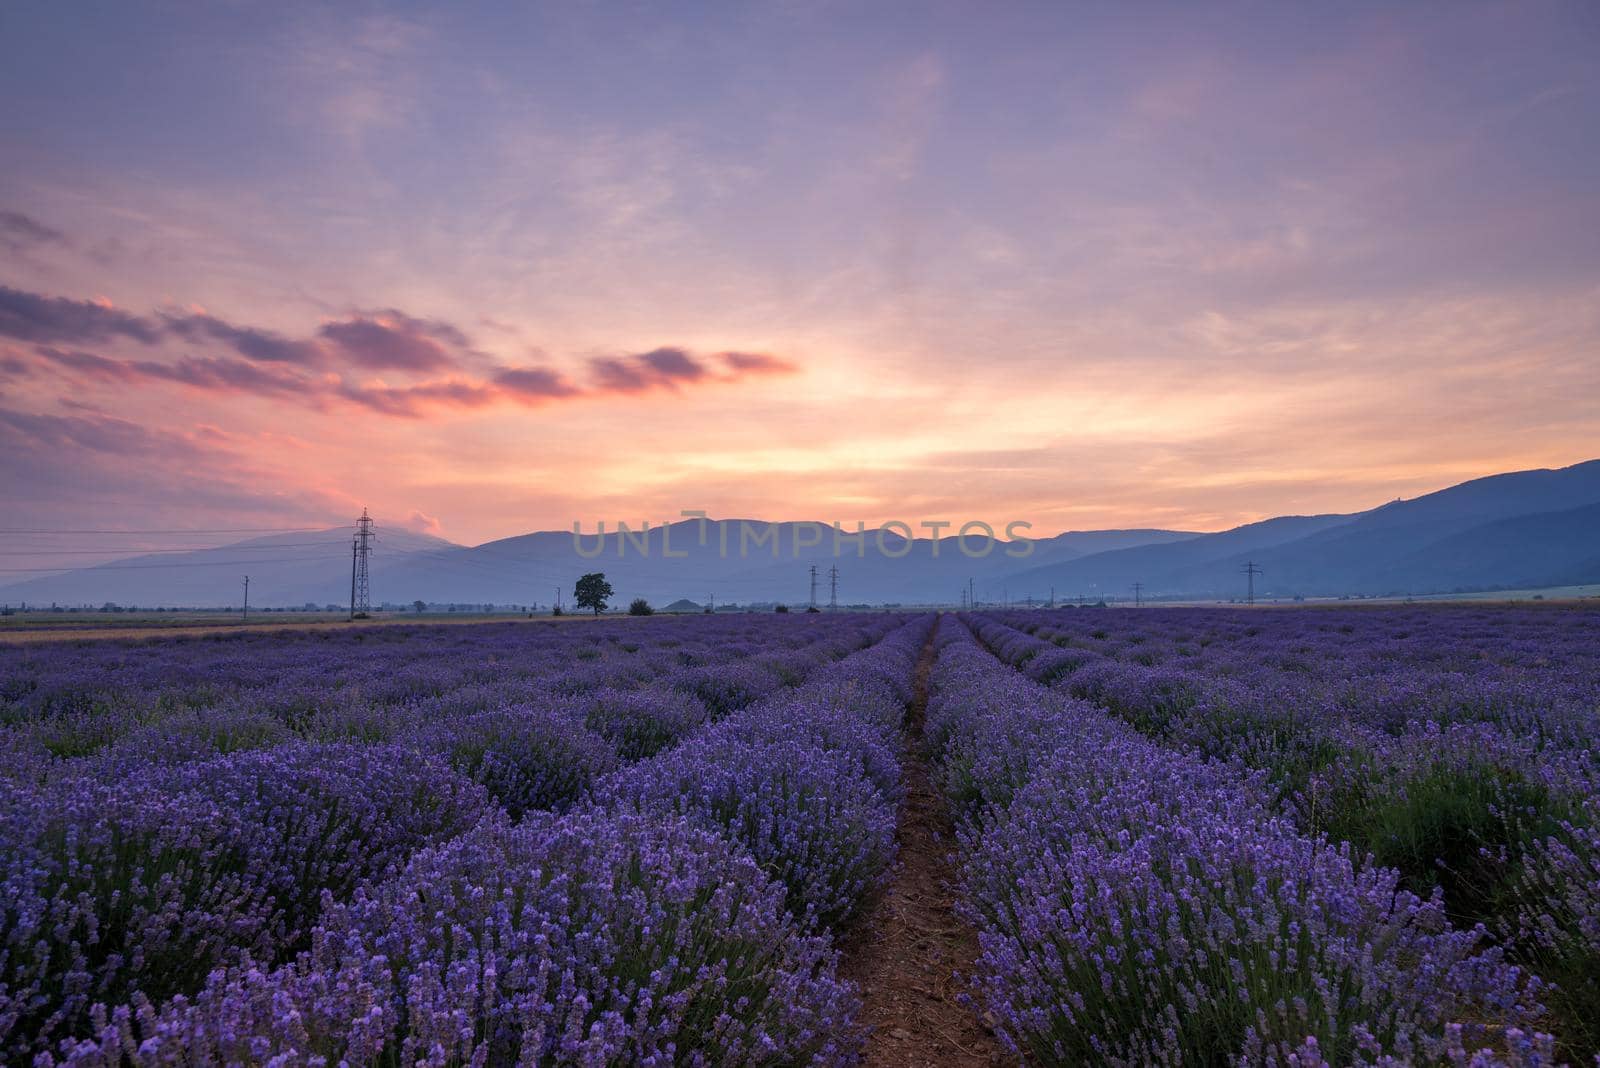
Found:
828,565 -> 838,611
242,575 -> 249,622
1132,581 -> 1143,607
708,592 -> 714,612
1049,586 -> 1055,608
808,564 -> 818,610
968,577 -> 975,611
350,508 -> 373,618
1241,561 -> 1262,605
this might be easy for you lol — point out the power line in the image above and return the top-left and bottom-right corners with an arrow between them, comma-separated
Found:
0,554 -> 343,573
0,541 -> 351,556
0,526 -> 330,535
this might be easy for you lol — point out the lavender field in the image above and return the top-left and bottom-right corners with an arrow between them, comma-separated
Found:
0,613 -> 924,1064
939,605 -> 1600,1065
1,604 -> 1597,1065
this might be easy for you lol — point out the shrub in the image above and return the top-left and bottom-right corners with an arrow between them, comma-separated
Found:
423,704 -> 618,819
62,812 -> 863,1066
627,597 -> 654,616
600,732 -> 895,932
670,661 -> 783,719
1505,793 -> 1600,1059
0,744 -> 490,1060
581,687 -> 708,761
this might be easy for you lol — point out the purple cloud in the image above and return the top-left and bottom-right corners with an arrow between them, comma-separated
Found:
37,346 -> 310,399
0,211 -> 67,253
0,286 -> 161,345
135,355 -> 310,397
589,346 -> 710,393
337,379 -> 498,417
318,312 -> 463,371
494,366 -> 581,401
34,346 -> 144,382
163,313 -> 326,365
0,405 -> 206,459
719,351 -> 797,376
0,352 -> 32,380
15,286 -> 797,417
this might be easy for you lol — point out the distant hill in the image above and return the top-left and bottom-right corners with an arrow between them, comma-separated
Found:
3,459 -> 1596,606
1004,512 -> 1361,600
1008,459 -> 1600,600
0,528 -> 461,609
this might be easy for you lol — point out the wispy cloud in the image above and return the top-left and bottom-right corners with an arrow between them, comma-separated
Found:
0,210 -> 68,254
589,346 -> 708,393
12,285 -> 798,419
163,313 -> 325,366
318,311 -> 466,372
0,286 -> 162,345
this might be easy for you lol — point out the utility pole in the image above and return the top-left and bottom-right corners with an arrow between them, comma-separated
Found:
808,564 -> 818,610
1241,561 -> 1263,605
708,592 -> 714,613
554,586 -> 561,613
1049,586 -> 1055,609
828,565 -> 839,611
242,576 -> 249,622
1132,581 -> 1143,607
350,508 -> 374,618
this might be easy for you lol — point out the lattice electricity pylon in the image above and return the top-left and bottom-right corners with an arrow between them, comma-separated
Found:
352,508 -> 374,617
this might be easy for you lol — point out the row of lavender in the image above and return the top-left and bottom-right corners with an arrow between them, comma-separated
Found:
925,613 -> 1555,1065
3,613 -> 926,1063
0,615 -> 877,783
965,605 -> 1600,1061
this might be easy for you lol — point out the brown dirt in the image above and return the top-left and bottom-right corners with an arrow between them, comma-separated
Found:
840,632 -> 1012,1066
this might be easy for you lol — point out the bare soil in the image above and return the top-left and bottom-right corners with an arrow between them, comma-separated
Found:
840,634 -> 1011,1066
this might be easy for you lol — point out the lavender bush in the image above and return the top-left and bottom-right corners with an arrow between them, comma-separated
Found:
0,743 -> 491,1061
421,703 -> 618,818
599,732 -> 895,932
931,615 -> 1553,1065
581,686 -> 709,760
53,811 -> 863,1066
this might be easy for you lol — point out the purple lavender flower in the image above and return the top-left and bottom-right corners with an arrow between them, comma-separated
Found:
54,811 -> 862,1066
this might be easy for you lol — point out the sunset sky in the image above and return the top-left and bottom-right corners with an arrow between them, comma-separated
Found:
2,2 -> 1597,549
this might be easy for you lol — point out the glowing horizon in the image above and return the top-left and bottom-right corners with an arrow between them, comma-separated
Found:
3,3 -> 1597,548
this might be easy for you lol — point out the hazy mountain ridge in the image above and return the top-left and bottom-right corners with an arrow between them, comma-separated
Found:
2,460 -> 1596,606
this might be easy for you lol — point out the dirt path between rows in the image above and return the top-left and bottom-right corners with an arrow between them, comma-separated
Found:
840,631 -> 1010,1066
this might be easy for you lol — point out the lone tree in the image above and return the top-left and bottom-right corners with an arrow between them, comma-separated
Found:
413,600 -> 427,614
575,572 -> 614,616
628,597 -> 653,616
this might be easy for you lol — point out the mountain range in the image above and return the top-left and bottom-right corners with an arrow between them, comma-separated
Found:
3,459 -> 1597,607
